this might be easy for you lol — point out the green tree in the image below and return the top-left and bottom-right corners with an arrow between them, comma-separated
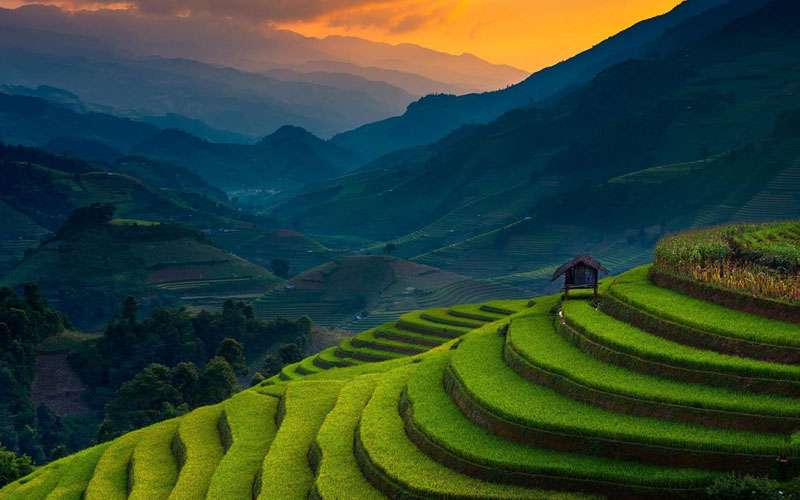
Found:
215,338 -> 247,376
22,284 -> 45,313
249,372 -> 265,387
221,300 -> 246,341
35,405 -> 65,461
99,364 -> 185,441
296,316 -> 312,341
194,357 -> 236,407
56,203 -> 115,239
121,296 -> 138,324
171,362 -> 200,404
0,446 -> 33,487
270,259 -> 291,279
260,353 -> 283,378
278,343 -> 302,365
17,425 -> 43,464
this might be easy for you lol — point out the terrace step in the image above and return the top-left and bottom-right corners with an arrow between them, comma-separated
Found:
335,339 -> 405,363
605,267 -> 800,363
649,268 -> 800,325
396,312 -> 469,339
256,380 -> 344,500
402,353 -> 719,499
279,363 -> 302,381
562,300 -> 800,396
419,309 -> 487,329
358,364 -> 581,499
44,444 -> 109,500
295,356 -> 324,376
309,375 -> 384,500
448,304 -> 509,322
374,326 -> 444,348
85,431 -> 142,500
351,337 -> 429,356
480,299 -> 532,315
3,456 -> 76,499
313,348 -> 359,370
207,392 -> 280,500
506,312 -> 800,433
270,300 -> 515,385
351,329 -> 430,356
170,405 -> 226,500
128,419 -> 180,500
447,323 -> 798,476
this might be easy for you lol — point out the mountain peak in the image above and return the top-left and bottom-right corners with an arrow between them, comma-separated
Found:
262,125 -> 319,143
150,128 -> 210,146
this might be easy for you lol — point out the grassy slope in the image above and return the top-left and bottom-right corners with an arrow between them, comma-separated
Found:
257,381 -> 343,500
128,420 -> 180,500
84,431 -> 142,500
312,375 -> 384,499
43,444 -> 109,500
406,352 -> 720,487
207,392 -> 279,500
451,320 -> 792,455
509,313 -> 800,416
169,405 -> 226,500
1,223 -> 279,328
361,364 -> 587,499
610,266 -> 800,347
563,300 -> 800,381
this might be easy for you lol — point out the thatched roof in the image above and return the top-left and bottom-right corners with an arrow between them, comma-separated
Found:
551,255 -> 609,281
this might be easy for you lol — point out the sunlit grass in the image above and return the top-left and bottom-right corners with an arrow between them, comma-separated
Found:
610,266 -> 800,346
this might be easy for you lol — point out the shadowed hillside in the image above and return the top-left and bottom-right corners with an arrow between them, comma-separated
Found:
1,205 -> 279,329
252,255 -> 526,332
0,143 -> 275,273
331,0 -> 767,162
274,0 -> 800,291
0,94 -> 362,191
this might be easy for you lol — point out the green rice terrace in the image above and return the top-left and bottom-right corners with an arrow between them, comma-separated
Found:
5,223 -> 800,499
252,255 -> 526,332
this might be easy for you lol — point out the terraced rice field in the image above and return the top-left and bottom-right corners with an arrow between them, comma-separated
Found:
734,163 -> 800,222
253,273 -> 526,332
6,262 -> 800,499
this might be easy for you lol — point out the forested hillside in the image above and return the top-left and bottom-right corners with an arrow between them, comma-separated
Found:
275,0 -> 800,291
1,204 -> 279,329
330,0 -> 767,162
0,94 -> 361,191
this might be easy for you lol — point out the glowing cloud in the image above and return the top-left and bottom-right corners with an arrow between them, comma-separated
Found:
0,0 -> 683,70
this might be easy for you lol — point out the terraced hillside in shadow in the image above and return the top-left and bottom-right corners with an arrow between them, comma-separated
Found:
253,255 -> 526,331
2,215 -> 279,329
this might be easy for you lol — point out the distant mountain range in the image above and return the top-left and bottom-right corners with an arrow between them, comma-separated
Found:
331,0 -> 772,162
0,4 -> 528,141
0,5 -> 526,94
273,0 -> 800,290
0,91 -> 358,191
0,39 -> 411,140
132,126 -> 358,192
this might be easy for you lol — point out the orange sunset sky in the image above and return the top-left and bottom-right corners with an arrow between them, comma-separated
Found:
281,0 -> 684,71
0,1 -> 684,71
